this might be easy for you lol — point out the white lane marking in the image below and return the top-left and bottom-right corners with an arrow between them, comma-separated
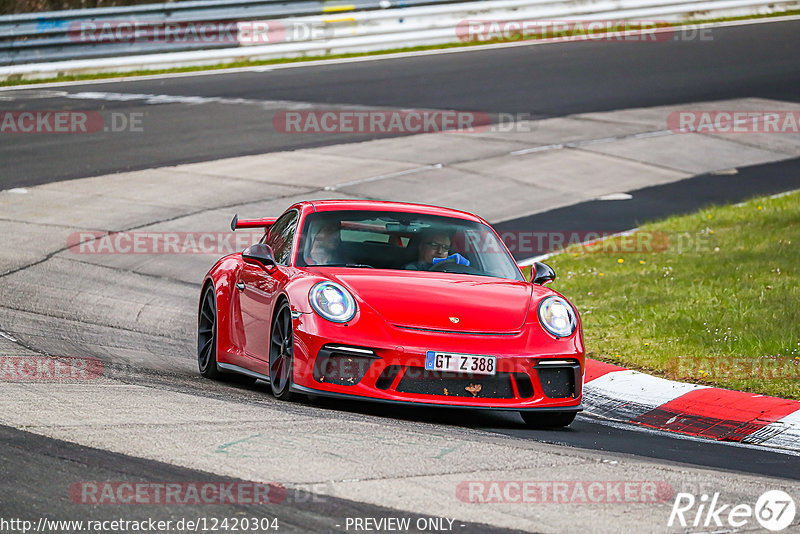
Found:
734,187 -> 800,207
65,91 -> 319,110
7,188 -> 28,194
0,90 -> 68,100
509,128 -> 674,157
629,129 -> 674,139
768,188 -> 800,199
585,369 -> 708,410
510,144 -> 564,156
1,15 -> 799,91
597,192 -> 633,200
0,331 -> 18,342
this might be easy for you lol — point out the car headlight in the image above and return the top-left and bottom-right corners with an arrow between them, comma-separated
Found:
309,281 -> 357,323
538,296 -> 577,338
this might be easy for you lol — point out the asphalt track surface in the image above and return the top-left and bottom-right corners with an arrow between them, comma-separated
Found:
3,18 -> 800,532
3,156 -> 799,530
0,426 -> 524,533
1,19 -> 800,188
2,379 -> 799,529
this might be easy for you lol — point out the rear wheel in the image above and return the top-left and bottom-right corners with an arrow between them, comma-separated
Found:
198,284 -> 256,385
520,411 -> 577,428
198,285 -> 222,379
269,300 -> 295,400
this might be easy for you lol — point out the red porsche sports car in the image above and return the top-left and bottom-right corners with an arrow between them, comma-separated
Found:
198,200 -> 584,427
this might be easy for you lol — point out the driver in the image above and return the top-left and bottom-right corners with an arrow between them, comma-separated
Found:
305,222 -> 341,265
405,231 -> 469,270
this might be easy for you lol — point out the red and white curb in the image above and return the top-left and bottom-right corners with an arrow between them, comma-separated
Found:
583,360 -> 800,452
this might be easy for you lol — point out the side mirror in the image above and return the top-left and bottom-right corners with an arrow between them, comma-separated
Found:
532,261 -> 556,285
243,243 -> 277,271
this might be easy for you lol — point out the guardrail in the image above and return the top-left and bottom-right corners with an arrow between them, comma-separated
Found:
0,0 -> 476,65
0,0 -> 798,79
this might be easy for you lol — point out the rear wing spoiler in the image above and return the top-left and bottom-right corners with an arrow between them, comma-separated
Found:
230,214 -> 278,232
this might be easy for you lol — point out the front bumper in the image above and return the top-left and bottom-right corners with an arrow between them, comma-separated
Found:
292,315 -> 584,410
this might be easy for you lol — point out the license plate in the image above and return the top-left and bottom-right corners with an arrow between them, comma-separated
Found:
425,351 -> 496,376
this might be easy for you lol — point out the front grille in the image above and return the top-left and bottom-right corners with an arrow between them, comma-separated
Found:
313,346 -> 376,386
536,361 -> 580,398
396,369 -> 515,398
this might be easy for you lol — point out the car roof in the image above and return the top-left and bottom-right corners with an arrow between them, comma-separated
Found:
297,199 -> 487,224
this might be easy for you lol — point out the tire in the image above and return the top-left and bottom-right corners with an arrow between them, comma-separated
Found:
198,284 -> 223,379
269,300 -> 295,400
520,411 -> 577,428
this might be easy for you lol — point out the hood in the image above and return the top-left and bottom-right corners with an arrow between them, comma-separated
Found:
327,270 -> 532,333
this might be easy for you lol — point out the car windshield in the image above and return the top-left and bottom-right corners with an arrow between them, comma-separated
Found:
296,210 -> 524,281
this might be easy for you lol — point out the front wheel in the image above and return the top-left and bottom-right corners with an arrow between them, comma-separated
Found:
520,411 -> 577,428
269,300 -> 295,400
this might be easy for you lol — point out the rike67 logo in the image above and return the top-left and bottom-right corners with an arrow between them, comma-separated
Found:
669,490 -> 796,531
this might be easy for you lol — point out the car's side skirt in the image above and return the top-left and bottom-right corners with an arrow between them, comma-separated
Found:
217,362 -> 270,382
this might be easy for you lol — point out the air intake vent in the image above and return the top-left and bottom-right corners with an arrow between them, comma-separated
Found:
535,360 -> 581,398
313,345 -> 377,386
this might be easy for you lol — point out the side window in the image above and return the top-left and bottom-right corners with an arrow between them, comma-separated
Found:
267,211 -> 299,266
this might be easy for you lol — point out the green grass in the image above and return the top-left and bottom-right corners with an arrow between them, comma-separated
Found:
523,190 -> 800,400
2,10 -> 799,87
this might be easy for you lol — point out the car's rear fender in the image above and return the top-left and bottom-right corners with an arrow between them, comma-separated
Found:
202,254 -> 248,366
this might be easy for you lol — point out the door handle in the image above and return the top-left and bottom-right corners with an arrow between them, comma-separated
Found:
236,282 -> 245,291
